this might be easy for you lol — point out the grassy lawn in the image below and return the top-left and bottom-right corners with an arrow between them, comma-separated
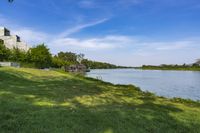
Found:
0,67 -> 200,133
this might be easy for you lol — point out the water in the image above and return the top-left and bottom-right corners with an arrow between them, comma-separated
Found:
87,69 -> 200,101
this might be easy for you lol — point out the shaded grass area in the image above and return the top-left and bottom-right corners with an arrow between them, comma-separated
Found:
0,67 -> 200,133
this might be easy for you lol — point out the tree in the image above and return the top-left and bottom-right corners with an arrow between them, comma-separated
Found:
0,41 -> 11,61
77,53 -> 84,64
57,52 -> 77,63
82,59 -> 118,69
29,44 -> 52,68
10,47 -> 27,62
52,56 -> 65,68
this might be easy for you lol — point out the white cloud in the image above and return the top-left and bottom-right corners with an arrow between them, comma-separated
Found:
5,17 -> 120,51
49,35 -> 132,52
12,18 -> 109,47
155,41 -> 192,50
0,15 -> 110,49
129,39 -> 196,55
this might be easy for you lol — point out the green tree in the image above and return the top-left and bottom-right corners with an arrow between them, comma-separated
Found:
57,52 -> 77,63
29,44 -> 52,68
0,42 -> 11,61
52,56 -> 65,68
10,47 -> 27,62
82,59 -> 119,69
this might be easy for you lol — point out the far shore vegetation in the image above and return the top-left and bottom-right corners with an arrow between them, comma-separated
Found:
136,63 -> 200,71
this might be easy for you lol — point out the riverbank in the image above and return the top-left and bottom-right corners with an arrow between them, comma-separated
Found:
136,66 -> 200,71
1,67 -> 200,132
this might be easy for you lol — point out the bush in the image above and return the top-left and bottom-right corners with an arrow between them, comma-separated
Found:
0,42 -> 11,61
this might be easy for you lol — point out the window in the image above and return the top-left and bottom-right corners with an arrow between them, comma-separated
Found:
16,35 -> 20,42
4,28 -> 10,36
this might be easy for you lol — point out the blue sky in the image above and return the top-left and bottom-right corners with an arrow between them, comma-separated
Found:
0,0 -> 200,66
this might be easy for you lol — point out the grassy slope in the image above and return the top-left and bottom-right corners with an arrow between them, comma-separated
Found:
0,67 -> 200,133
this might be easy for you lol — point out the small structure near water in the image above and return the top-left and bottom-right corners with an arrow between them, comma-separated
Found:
66,64 -> 88,73
193,60 -> 200,66
0,62 -> 20,68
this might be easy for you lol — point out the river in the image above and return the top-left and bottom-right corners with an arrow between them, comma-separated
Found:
87,69 -> 200,101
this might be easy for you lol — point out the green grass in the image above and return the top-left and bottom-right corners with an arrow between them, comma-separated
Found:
0,67 -> 200,133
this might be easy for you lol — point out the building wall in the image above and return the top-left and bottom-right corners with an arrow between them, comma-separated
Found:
0,62 -> 11,66
16,41 -> 29,51
0,36 -> 16,49
0,62 -> 20,67
0,27 -> 6,36
0,28 -> 4,36
0,27 -> 30,51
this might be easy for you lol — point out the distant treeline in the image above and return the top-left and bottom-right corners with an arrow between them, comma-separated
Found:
138,64 -> 200,71
82,59 -> 130,69
0,42 -> 127,69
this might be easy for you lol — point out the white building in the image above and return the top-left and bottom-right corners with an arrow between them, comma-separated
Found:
0,27 -> 30,51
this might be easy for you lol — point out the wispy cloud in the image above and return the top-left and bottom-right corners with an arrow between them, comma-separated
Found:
58,18 -> 109,38
0,15 -> 110,48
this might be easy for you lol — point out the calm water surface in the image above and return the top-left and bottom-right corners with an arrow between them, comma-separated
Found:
87,69 -> 200,101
